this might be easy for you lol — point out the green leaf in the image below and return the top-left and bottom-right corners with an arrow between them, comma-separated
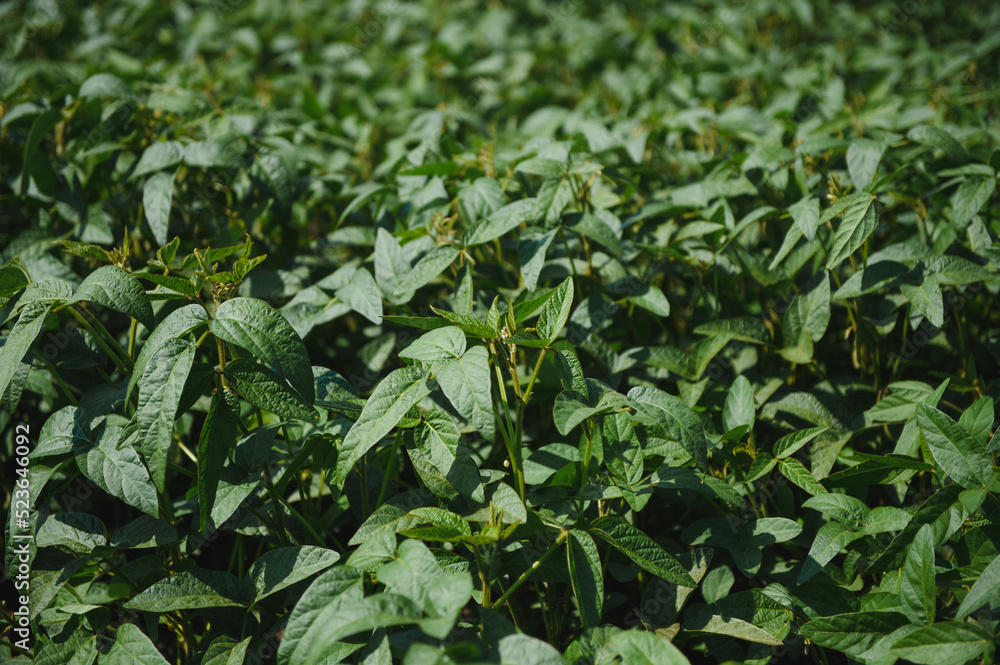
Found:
395,246 -> 459,297
210,297 -> 314,402
890,621 -> 992,665
800,611 -> 910,658
124,569 -> 253,611
496,634 -> 566,665
798,520 -> 861,583
900,274 -> 944,327
802,494 -> 869,529
955,553 -> 1000,620
136,338 -> 195,493
335,367 -> 432,487
143,170 -> 176,247
519,227 -> 557,291
779,458 -> 827,496
789,195 -> 821,240
399,327 -> 466,362
411,410 -> 484,502
128,304 -> 209,401
628,386 -> 709,469
723,375 -> 755,433
958,396 -> 994,444
335,266 -> 383,325
101,624 -> 169,665
278,567 -> 365,665
846,139 -> 887,190
907,124 -> 966,159
567,530 -> 603,628
610,630 -> 691,665
132,141 -> 185,178
249,545 -> 341,602
36,512 -> 107,553
75,426 -> 158,517
537,276 -> 574,342
952,175 -> 996,227
66,265 -> 154,330
197,389 -> 240,529
108,515 -> 178,549
434,345 -> 494,442
693,316 -> 771,344
826,193 -> 878,269
374,228 -> 414,304
225,357 -> 318,422
201,637 -> 251,665
464,198 -> 539,247
833,261 -> 913,298
900,524 -> 936,624
377,539 -> 472,638
774,427 -> 828,459
565,211 -> 623,256
589,516 -> 696,587
916,403 -> 992,488
0,301 -> 52,402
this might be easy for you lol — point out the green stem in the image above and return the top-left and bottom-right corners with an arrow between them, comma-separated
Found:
262,464 -> 290,546
492,348 -> 524,499
376,431 -> 403,510
522,347 -> 547,406
66,305 -> 131,374
558,228 -> 579,279
491,529 -> 568,609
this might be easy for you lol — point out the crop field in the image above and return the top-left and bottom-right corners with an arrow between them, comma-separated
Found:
1,0 -> 1000,663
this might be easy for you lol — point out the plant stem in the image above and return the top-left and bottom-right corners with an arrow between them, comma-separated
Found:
376,430 -> 403,509
523,347 -> 547,405
492,348 -> 524,499
491,529 -> 568,609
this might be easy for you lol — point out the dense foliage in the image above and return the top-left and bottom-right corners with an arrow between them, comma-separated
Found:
2,0 -> 1000,663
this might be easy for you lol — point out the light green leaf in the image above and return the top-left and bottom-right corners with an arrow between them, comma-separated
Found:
537,276 -> 574,342
907,124 -> 966,158
890,621 -> 992,665
434,345 -> 494,442
955,553 -> 1000,620
800,611 -> 910,658
798,520 -> 861,583
143,170 -> 175,247
567,530 -> 603,628
395,246 -> 459,296
136,338 -> 195,493
36,512 -> 107,553
774,427 -> 828,459
952,176 -> 996,227
124,569 -> 253,611
916,403 -> 992,489
249,545 -> 341,602
496,634 -> 565,665
101,624 -> 169,665
779,457 -> 827,496
610,630 -> 691,665
210,297 -> 314,401
628,386 -> 709,468
900,274 -> 944,327
411,410 -> 484,502
0,300 -> 52,401
335,266 -> 383,325
519,227 -> 557,291
900,524 -> 936,624
826,193 -> 878,269
789,195 -> 821,240
802,494 -> 869,529
68,265 -> 154,330
128,304 -> 209,401
846,139 -> 887,190
335,367 -> 431,487
464,198 -> 539,247
374,228 -> 414,304
723,375 -> 755,433
278,567 -> 365,665
132,141 -> 184,178
399,327 -> 466,362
